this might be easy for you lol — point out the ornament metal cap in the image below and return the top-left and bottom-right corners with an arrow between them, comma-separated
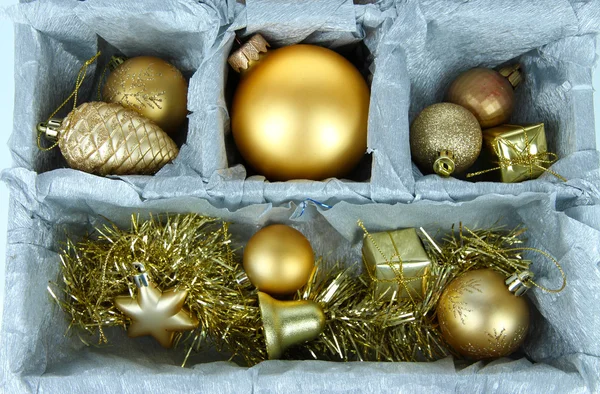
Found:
498,63 -> 522,89
132,262 -> 150,288
228,34 -> 270,73
433,150 -> 456,177
37,118 -> 63,141
108,55 -> 126,72
506,270 -> 533,296
258,291 -> 326,359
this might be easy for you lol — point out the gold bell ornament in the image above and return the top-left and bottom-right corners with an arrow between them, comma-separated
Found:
229,34 -> 370,181
102,55 -> 188,134
258,291 -> 326,359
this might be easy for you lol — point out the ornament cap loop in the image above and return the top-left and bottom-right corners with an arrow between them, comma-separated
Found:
108,55 -> 126,72
506,270 -> 533,296
37,118 -> 63,141
433,150 -> 456,177
498,63 -> 522,89
228,34 -> 270,73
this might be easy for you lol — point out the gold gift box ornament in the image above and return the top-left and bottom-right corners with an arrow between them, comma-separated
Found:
467,123 -> 566,183
361,227 -> 431,302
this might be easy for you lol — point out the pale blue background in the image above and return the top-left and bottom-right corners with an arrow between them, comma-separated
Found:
0,3 -> 599,330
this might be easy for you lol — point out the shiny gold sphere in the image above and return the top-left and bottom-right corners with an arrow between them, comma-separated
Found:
231,45 -> 370,181
103,56 -> 188,134
437,269 -> 529,360
410,103 -> 482,175
447,68 -> 515,128
243,224 -> 314,295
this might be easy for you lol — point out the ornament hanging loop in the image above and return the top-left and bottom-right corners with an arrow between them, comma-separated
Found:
37,51 -> 102,151
433,150 -> 456,177
506,247 -> 567,293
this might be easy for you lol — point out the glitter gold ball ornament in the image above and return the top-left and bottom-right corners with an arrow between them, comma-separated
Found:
410,103 -> 482,176
447,65 -> 521,128
436,269 -> 529,360
102,56 -> 188,134
243,224 -> 315,296
114,263 -> 199,348
37,102 -> 178,175
229,34 -> 370,181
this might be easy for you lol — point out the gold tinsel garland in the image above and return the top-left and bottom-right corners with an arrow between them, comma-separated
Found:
50,214 -> 558,366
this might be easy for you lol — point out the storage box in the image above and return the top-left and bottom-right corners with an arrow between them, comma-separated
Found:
2,0 -> 600,392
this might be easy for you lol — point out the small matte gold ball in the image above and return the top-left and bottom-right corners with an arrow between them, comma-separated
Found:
243,225 -> 314,296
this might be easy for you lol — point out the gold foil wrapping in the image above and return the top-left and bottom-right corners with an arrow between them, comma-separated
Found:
362,228 -> 431,301
482,123 -> 550,183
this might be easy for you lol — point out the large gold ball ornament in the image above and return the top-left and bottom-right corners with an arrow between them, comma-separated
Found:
437,269 -> 530,360
103,56 -> 188,134
243,224 -> 315,296
410,103 -> 482,176
230,36 -> 370,181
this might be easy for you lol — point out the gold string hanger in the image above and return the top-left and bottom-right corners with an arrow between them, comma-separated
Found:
37,51 -> 101,151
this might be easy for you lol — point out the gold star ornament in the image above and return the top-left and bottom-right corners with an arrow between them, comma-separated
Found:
114,263 -> 199,348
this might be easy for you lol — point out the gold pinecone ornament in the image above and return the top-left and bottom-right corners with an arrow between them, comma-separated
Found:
39,102 -> 178,175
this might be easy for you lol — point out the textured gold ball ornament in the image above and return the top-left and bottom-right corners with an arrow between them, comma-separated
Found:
229,34 -> 370,181
243,224 -> 315,296
37,102 -> 178,175
103,56 -> 188,134
410,103 -> 482,176
436,269 -> 530,360
447,64 -> 521,128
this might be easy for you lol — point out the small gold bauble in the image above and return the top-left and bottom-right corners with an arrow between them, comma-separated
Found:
243,224 -> 314,295
103,56 -> 188,134
230,41 -> 370,181
447,66 -> 520,128
410,102 -> 482,175
437,269 -> 529,360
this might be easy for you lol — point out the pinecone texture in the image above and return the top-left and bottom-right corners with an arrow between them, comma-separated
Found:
59,102 -> 179,175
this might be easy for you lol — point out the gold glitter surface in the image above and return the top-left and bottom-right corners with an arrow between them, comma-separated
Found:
410,103 -> 482,174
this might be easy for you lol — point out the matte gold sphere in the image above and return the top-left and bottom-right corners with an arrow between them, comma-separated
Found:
410,103 -> 482,175
447,68 -> 515,128
243,225 -> 314,295
437,269 -> 529,360
103,56 -> 188,134
231,45 -> 370,181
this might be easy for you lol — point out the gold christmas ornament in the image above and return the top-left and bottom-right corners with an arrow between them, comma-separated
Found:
114,263 -> 199,348
467,123 -> 566,183
258,291 -> 325,359
229,34 -> 370,181
410,103 -> 482,176
38,102 -> 178,175
436,269 -> 530,359
243,224 -> 315,295
447,65 -> 521,128
102,56 -> 188,134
